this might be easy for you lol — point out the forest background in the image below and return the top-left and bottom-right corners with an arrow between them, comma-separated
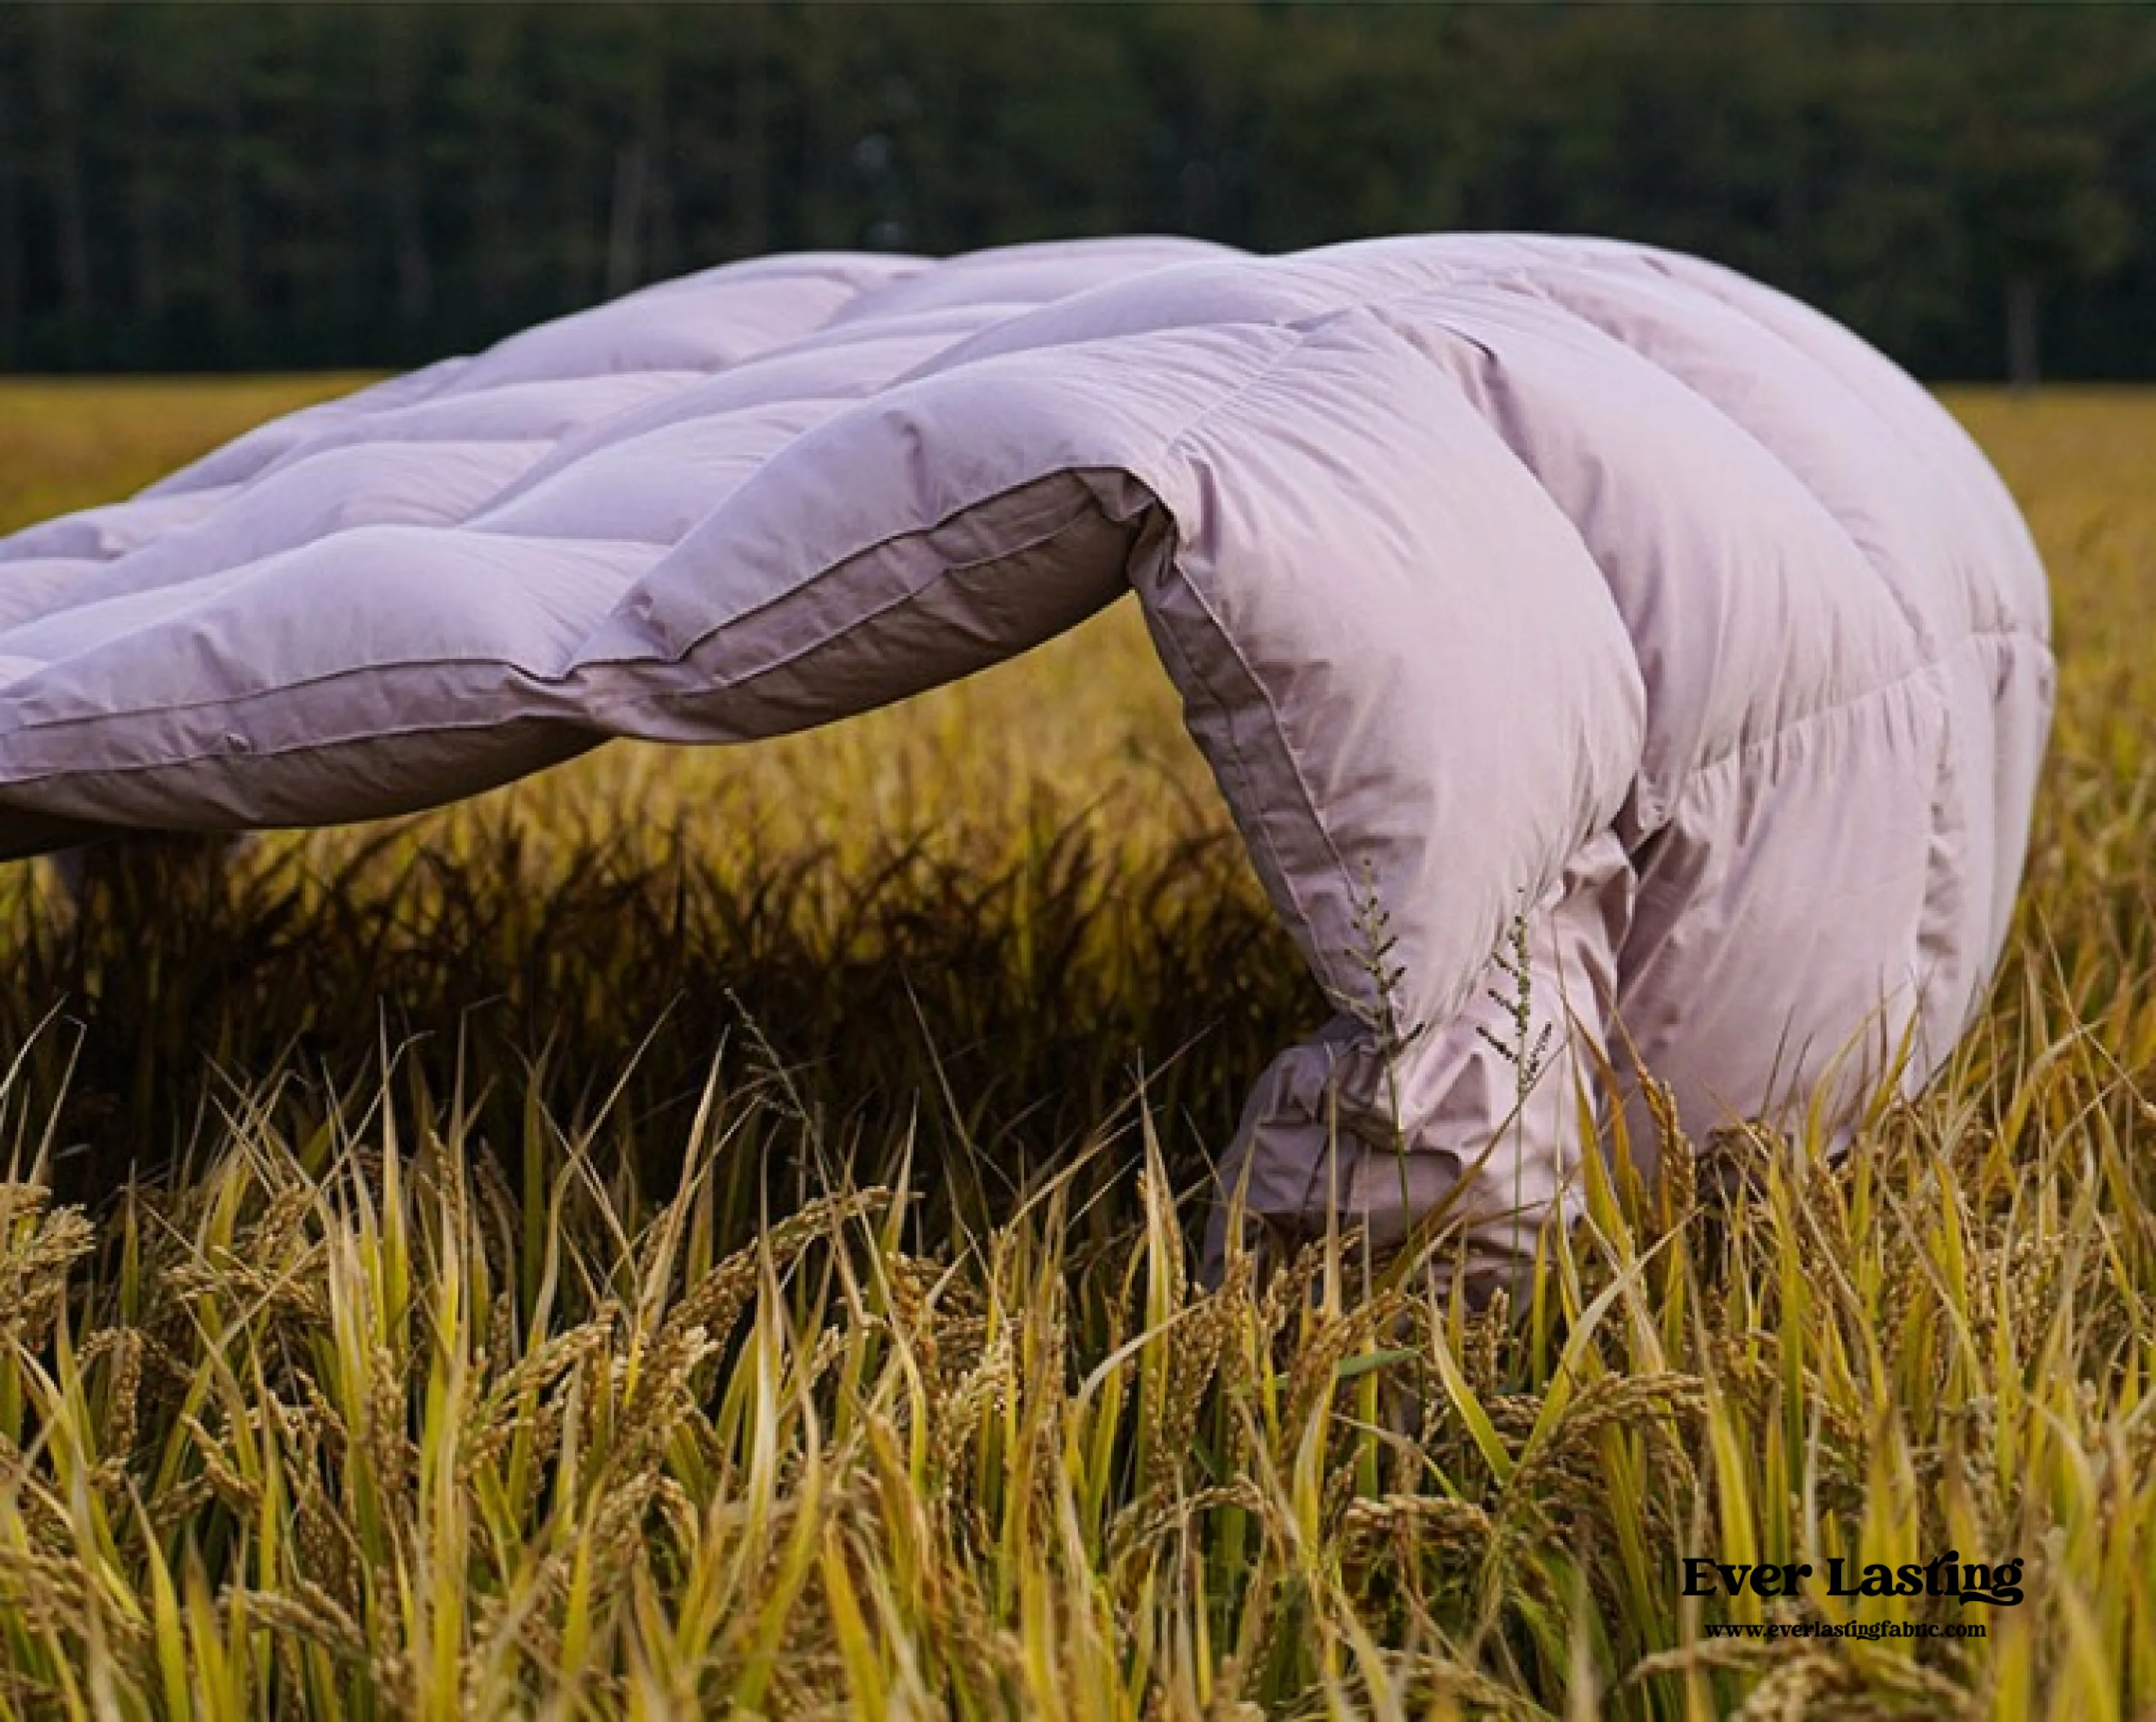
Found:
1,3 -> 2149,386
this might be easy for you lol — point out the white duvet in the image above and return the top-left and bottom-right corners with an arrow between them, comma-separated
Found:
0,235 -> 2055,1272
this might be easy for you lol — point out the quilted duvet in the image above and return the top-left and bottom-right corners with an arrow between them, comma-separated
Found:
0,235 -> 2054,1274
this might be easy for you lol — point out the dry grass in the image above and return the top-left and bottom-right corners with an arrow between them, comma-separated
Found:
0,377 -> 372,534
0,378 -> 2150,1717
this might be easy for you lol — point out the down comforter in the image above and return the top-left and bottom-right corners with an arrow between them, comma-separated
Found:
0,235 -> 2055,1274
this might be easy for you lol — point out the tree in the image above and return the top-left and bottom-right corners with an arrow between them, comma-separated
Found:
1954,12 -> 2135,391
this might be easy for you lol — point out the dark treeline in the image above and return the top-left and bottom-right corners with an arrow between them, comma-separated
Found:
1,4 -> 2150,381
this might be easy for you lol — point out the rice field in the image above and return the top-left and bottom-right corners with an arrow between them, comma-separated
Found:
0,377 -> 2150,1718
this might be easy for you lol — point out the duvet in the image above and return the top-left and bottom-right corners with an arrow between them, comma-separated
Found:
0,235 -> 2054,1274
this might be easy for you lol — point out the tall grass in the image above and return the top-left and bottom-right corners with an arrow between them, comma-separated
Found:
0,382 -> 2150,1717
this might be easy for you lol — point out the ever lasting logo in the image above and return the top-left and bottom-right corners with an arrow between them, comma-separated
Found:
1682,1552 -> 2025,1606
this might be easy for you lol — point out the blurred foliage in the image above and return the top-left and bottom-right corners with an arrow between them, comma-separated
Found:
0,3 -> 2151,380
